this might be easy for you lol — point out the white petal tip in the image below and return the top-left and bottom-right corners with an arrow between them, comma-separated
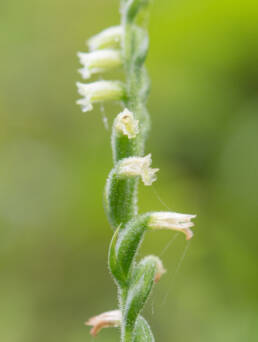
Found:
86,310 -> 121,337
149,211 -> 196,239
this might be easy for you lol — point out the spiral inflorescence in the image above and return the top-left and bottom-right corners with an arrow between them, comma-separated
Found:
76,1 -> 196,341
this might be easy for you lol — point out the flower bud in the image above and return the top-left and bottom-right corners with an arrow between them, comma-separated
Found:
88,26 -> 122,51
154,257 -> 166,283
149,211 -> 196,240
114,108 -> 139,139
86,310 -> 122,337
76,81 -> 125,112
118,154 -> 159,186
78,49 -> 122,79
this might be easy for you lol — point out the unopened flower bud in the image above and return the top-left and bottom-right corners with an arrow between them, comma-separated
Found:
78,49 -> 122,79
114,108 -> 139,139
118,154 -> 159,186
76,81 -> 125,112
88,26 -> 123,51
149,211 -> 196,240
86,310 -> 122,337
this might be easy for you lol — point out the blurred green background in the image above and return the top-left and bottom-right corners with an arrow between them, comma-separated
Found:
1,0 -> 258,341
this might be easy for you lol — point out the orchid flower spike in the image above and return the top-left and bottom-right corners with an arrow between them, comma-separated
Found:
78,49 -> 122,79
114,108 -> 139,139
86,310 -> 122,337
78,1 -> 197,340
118,154 -> 159,185
76,81 -> 125,112
88,26 -> 122,51
149,211 -> 196,240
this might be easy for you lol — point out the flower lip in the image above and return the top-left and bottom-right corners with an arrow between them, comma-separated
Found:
76,97 -> 93,112
86,310 -> 122,337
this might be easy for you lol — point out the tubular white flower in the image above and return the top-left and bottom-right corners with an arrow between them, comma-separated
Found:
76,81 -> 125,112
86,310 -> 122,337
78,49 -> 122,79
149,211 -> 196,240
118,154 -> 159,186
88,26 -> 122,51
114,108 -> 139,139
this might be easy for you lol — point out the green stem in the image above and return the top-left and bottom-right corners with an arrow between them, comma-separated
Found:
124,327 -> 134,342
120,3 -> 151,341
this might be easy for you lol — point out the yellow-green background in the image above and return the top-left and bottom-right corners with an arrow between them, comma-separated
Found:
1,0 -> 258,341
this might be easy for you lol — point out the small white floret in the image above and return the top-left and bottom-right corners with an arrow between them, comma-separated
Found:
78,50 -> 122,79
88,26 -> 123,51
118,154 -> 159,186
114,108 -> 139,139
76,81 -> 124,112
86,310 -> 121,337
149,211 -> 196,240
